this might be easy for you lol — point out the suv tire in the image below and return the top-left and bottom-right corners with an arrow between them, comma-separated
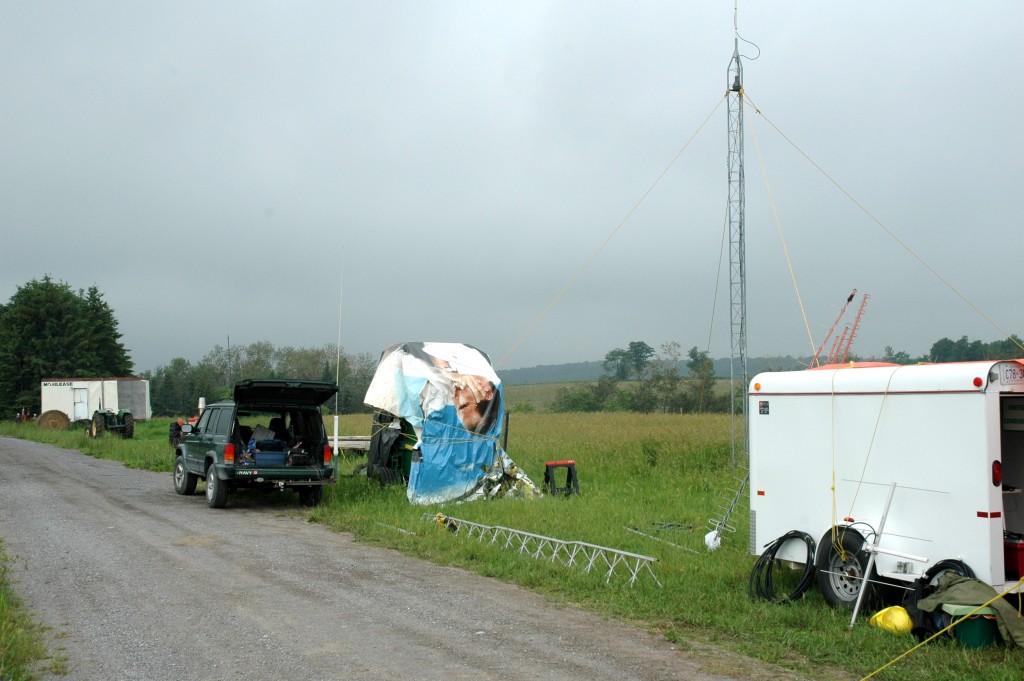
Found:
298,486 -> 323,507
173,455 -> 198,495
206,467 -> 228,508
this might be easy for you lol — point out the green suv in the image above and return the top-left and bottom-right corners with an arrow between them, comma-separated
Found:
173,379 -> 337,508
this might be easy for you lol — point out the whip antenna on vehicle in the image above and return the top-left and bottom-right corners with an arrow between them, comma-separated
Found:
333,258 -> 344,452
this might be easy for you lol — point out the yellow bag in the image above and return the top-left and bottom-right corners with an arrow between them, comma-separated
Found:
869,605 -> 913,634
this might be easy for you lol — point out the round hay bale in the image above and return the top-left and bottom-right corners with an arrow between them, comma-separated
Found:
37,410 -> 70,431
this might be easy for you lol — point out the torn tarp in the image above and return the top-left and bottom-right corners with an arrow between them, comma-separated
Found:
364,342 -> 540,504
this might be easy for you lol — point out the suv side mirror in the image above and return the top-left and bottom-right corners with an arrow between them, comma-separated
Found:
181,423 -> 194,434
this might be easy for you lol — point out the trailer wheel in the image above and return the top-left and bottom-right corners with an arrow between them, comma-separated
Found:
816,528 -> 874,610
923,559 -> 975,593
121,413 -> 135,439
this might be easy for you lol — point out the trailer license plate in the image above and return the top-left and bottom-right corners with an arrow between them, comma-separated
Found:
1002,364 -> 1024,385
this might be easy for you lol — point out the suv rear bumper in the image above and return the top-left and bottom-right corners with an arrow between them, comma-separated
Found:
212,463 -> 335,486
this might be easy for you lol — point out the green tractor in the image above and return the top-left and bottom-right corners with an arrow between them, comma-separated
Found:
90,409 -> 135,439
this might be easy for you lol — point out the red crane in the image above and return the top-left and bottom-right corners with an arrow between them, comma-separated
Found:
811,290 -> 869,367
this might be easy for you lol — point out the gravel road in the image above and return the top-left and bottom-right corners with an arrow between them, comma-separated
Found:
0,436 -> 807,680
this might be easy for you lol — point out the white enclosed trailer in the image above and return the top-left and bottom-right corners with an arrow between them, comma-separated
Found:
748,360 -> 1024,606
40,377 -> 152,422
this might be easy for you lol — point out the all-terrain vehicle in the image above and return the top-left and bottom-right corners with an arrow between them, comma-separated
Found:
173,379 -> 337,508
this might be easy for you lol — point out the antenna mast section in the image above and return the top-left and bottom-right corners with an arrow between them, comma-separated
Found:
726,13 -> 747,465
707,5 -> 750,552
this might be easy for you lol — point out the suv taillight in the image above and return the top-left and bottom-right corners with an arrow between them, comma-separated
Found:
225,443 -> 235,463
323,445 -> 333,466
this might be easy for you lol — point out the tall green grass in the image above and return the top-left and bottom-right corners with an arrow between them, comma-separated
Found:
0,540 -> 53,681
2,414 -> 1022,680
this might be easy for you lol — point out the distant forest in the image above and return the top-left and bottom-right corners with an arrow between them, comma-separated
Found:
137,333 -> 1024,416
504,336 -> 1024,414
500,335 -> 1024,385
7,277 -> 1020,417
500,356 -> 804,385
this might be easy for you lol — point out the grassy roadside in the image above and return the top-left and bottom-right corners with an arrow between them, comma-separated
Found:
2,414 -> 1023,680
0,539 -> 55,681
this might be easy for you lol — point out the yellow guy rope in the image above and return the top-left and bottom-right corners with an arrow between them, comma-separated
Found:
743,94 -> 1024,355
744,94 -> 818,359
496,95 -> 728,370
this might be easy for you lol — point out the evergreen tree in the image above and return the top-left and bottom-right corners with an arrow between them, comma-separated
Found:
0,277 -> 133,413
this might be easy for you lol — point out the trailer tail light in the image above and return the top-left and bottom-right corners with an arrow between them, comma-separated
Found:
973,376 -> 984,388
323,445 -> 333,466
224,443 -> 235,463
993,460 -> 1003,487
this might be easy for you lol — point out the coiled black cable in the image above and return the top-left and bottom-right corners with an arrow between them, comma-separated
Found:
749,530 -> 817,602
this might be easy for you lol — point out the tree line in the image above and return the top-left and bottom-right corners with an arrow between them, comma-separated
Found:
2,277 -> 1023,418
552,342 -> 726,413
551,335 -> 1024,413
0,277 -> 132,414
145,343 -> 377,417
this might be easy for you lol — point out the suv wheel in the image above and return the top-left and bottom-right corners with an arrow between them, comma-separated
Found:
298,486 -> 323,507
173,455 -> 198,495
206,467 -> 228,508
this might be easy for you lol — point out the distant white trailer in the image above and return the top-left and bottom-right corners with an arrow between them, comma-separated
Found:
40,377 -> 152,423
748,360 -> 1024,606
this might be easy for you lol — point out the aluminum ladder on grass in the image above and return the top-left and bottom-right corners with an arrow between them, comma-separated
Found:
428,514 -> 660,587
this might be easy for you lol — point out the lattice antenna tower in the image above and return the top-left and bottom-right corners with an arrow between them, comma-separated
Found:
708,6 -> 750,551
726,13 -> 747,465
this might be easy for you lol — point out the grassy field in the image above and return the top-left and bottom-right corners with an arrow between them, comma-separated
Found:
502,382 -> 569,411
2,414 -> 1022,680
502,379 -> 736,413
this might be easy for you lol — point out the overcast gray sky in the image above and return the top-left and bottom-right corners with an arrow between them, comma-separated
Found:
2,1 -> 1021,373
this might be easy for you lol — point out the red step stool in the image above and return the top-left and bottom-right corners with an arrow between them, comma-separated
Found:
544,460 -> 579,496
